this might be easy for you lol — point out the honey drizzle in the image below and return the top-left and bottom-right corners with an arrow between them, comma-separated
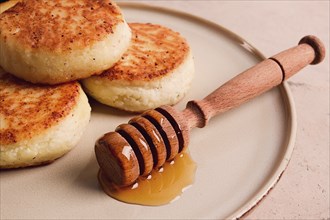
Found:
98,152 -> 196,206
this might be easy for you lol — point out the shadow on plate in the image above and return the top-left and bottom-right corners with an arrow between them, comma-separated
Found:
72,153 -> 101,192
88,96 -> 138,118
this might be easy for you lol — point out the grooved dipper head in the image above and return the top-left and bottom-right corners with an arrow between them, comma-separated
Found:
95,105 -> 189,187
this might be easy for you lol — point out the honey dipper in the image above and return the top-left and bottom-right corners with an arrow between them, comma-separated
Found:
95,35 -> 325,187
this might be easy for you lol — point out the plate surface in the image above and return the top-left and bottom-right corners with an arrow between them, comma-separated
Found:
0,3 -> 296,219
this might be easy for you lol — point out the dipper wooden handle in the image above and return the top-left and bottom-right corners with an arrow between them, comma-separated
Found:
183,35 -> 325,128
95,35 -> 325,187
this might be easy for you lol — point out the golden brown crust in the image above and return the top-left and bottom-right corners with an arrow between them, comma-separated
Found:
0,0 -> 123,52
0,74 -> 80,145
99,23 -> 190,81
0,0 -> 20,14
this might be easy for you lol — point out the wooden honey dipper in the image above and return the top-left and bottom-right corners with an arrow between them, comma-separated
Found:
95,35 -> 325,187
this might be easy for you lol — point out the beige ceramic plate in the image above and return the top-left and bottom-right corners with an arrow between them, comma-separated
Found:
0,3 -> 296,220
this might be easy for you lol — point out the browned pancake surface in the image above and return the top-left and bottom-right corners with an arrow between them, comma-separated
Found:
0,74 -> 80,146
99,23 -> 190,81
0,0 -> 123,51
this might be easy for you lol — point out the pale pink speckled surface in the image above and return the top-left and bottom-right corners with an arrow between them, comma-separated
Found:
121,1 -> 330,219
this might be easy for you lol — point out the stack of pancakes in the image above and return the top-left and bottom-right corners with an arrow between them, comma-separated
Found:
0,0 -> 194,168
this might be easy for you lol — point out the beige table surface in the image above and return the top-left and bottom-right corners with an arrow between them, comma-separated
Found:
0,1 -> 328,219
120,1 -> 330,219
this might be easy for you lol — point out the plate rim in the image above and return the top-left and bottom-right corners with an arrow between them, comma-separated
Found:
0,1 -> 298,219
118,2 -> 297,219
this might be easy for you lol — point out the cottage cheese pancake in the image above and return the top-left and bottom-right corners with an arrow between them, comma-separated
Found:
0,73 -> 91,168
0,0 -> 131,84
82,23 -> 195,112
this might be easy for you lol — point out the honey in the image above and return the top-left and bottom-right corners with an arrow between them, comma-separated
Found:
98,152 -> 196,206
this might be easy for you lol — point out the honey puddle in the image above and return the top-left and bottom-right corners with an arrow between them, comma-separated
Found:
98,152 -> 197,206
